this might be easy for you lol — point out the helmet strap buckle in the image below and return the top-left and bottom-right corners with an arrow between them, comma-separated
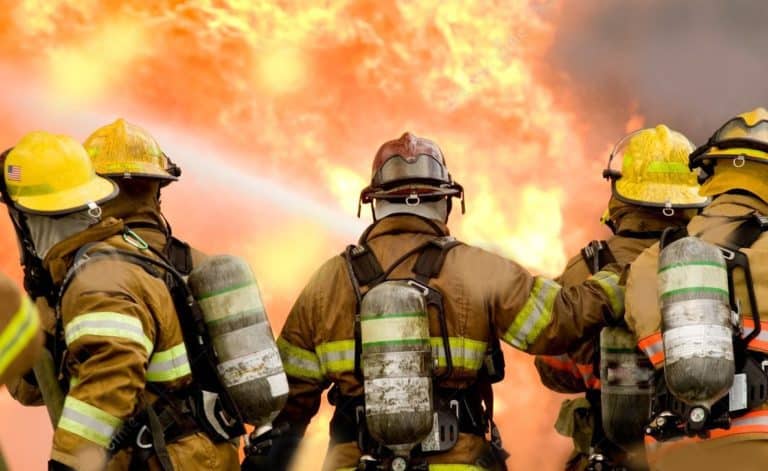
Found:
733,155 -> 746,168
86,201 -> 102,221
405,193 -> 421,207
662,201 -> 675,217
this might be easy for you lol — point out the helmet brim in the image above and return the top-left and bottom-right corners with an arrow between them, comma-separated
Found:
361,183 -> 461,203
613,179 -> 709,209
13,175 -> 118,215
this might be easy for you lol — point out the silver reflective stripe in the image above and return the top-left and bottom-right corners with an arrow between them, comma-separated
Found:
65,312 -> 153,354
277,337 -> 324,381
58,396 -> 122,448
147,342 -> 191,382
503,277 -> 561,350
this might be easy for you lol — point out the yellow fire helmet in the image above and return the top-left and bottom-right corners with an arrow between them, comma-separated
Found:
690,107 -> 768,179
3,131 -> 117,215
84,118 -> 180,184
602,124 -> 709,212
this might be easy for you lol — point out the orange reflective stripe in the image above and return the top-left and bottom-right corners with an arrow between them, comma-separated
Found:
742,318 -> 768,354
576,363 -> 601,389
638,332 -> 664,368
645,410 -> 768,463
538,355 -> 581,379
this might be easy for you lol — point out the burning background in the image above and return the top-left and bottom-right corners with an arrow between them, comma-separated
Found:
0,0 -> 766,469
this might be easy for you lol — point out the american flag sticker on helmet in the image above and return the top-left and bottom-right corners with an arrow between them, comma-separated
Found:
6,165 -> 21,181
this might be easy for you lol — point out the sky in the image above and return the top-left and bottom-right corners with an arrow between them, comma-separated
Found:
0,1 -> 765,469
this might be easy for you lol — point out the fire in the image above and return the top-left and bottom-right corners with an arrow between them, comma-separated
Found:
0,1 -> 631,470
46,18 -> 146,105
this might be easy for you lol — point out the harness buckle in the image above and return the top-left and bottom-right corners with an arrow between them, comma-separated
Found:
136,425 -> 153,449
449,399 -> 460,420
407,279 -> 430,296
720,247 -> 736,261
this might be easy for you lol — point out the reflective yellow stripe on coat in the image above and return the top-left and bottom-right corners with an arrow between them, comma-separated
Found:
58,396 -> 123,448
0,296 -> 38,377
147,342 -> 191,382
503,277 -> 560,350
65,312 -> 153,354
277,337 -> 324,382
589,270 -> 624,316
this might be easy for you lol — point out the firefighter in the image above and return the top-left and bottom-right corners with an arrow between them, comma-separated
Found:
625,108 -> 768,471
243,132 -> 627,471
0,271 -> 41,386
0,270 -> 42,470
533,125 -> 707,470
1,130 -> 239,470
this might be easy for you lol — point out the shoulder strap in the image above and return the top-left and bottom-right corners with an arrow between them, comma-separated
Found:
57,243 -> 246,437
412,236 -> 463,284
718,213 -> 768,346
579,240 -> 616,275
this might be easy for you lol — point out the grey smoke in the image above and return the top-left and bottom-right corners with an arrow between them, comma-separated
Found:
546,0 -> 768,145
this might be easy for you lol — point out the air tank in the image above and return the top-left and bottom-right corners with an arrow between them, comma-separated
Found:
600,326 -> 654,447
658,237 -> 734,426
360,281 -> 434,457
188,255 -> 288,428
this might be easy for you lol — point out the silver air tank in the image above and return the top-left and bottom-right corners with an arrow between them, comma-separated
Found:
658,237 -> 734,428
188,255 -> 288,428
600,326 -> 654,447
361,281 -> 434,457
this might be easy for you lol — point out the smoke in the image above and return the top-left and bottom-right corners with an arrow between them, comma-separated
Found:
545,0 -> 768,145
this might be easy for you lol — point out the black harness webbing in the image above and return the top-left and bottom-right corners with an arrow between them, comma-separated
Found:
651,214 -> 768,439
57,241 -> 245,470
580,240 -> 617,276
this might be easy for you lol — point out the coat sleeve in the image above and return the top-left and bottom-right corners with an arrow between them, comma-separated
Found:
273,261 -> 334,432
534,254 -> 595,393
483,249 -> 624,355
0,271 -> 42,386
266,260 -> 336,470
51,259 -> 158,468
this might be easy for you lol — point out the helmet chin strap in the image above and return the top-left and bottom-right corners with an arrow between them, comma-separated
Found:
373,198 -> 449,223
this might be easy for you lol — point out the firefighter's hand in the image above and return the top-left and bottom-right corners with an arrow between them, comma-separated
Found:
241,423 -> 301,471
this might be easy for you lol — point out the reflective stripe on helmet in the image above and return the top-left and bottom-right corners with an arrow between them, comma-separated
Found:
0,296 -> 38,378
65,312 -> 153,354
58,396 -> 123,448
645,409 -> 768,463
589,270 -> 625,317
147,342 -> 191,382
277,337 -> 324,382
638,332 -> 664,368
503,277 -> 560,351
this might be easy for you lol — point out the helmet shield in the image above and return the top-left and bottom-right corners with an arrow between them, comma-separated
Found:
372,153 -> 451,188
691,108 -> 768,168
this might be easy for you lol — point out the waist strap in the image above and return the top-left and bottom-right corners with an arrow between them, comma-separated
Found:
329,387 -> 488,447
109,394 -> 201,467
645,409 -> 768,463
